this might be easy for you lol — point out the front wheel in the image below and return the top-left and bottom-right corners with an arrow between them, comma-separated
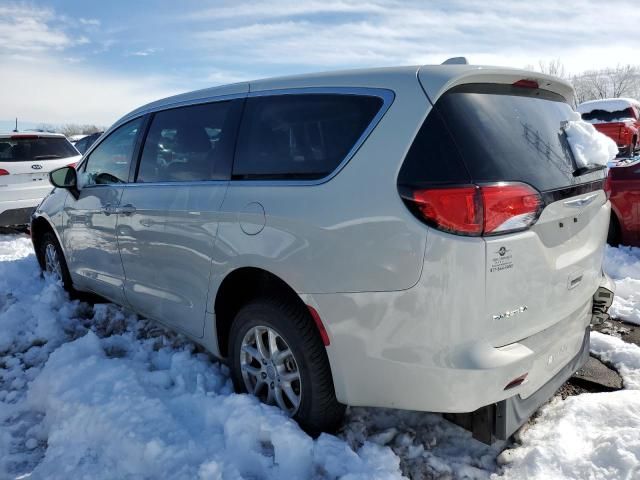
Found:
39,231 -> 73,292
229,298 -> 345,434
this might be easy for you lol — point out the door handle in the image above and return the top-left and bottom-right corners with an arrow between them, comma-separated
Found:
117,204 -> 137,216
102,203 -> 116,216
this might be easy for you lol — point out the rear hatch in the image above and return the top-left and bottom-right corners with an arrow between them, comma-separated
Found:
0,135 -> 80,201
405,77 -> 609,346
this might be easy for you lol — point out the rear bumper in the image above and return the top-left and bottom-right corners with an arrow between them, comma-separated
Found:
0,198 -> 40,225
493,327 -> 589,440
311,286 -> 593,414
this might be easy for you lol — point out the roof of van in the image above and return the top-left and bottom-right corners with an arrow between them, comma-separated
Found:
116,64 -> 575,129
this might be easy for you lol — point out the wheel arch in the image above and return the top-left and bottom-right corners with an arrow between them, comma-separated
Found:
31,215 -> 61,270
214,267 -> 320,358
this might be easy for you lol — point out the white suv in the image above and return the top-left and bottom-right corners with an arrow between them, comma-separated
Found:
31,64 -> 613,442
0,132 -> 80,226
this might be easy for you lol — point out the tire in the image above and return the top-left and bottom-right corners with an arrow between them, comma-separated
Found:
229,298 -> 345,435
607,213 -> 621,247
39,231 -> 73,292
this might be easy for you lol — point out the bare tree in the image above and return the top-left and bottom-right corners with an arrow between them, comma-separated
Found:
32,123 -> 105,136
538,59 -> 567,79
609,64 -> 639,98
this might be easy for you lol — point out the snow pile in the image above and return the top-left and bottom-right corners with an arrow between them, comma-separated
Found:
0,235 -> 403,480
496,331 -> 640,480
2,237 -> 640,479
577,98 -> 640,115
604,245 -> 640,325
564,112 -> 619,168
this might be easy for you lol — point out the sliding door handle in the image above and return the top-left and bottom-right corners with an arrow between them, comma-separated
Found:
118,204 -> 137,216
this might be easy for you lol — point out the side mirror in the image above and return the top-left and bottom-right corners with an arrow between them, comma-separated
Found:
49,166 -> 77,189
50,166 -> 81,199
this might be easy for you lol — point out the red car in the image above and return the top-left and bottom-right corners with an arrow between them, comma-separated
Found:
578,98 -> 640,158
607,159 -> 640,246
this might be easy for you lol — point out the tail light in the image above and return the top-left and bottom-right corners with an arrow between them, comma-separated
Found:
402,182 -> 543,236
512,79 -> 539,89
67,163 -> 77,168
0,169 -> 9,176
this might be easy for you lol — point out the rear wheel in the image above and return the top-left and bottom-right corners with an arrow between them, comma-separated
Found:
39,231 -> 73,291
229,298 -> 345,434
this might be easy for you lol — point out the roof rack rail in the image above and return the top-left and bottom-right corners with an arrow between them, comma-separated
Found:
441,57 -> 468,65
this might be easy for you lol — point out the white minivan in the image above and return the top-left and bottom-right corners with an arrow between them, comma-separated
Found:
32,64 -> 613,442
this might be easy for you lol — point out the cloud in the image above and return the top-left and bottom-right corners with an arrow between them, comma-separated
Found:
127,47 -> 161,57
0,4 -> 179,125
187,0 -> 640,74
1,57 -> 179,125
0,4 -> 73,53
79,18 -> 101,26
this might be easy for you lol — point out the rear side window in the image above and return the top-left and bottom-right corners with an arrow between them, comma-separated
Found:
137,100 -> 241,183
397,109 -> 470,188
0,137 -> 78,162
581,108 -> 635,123
233,94 -> 383,180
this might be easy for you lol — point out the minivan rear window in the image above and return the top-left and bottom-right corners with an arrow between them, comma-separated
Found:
0,137 -> 78,162
400,84 -> 605,193
436,84 -> 605,191
233,94 -> 383,180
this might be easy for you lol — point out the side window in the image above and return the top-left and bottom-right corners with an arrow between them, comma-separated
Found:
80,118 -> 142,186
137,100 -> 239,183
233,94 -> 383,180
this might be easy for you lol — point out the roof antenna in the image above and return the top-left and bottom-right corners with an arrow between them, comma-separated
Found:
13,117 -> 18,132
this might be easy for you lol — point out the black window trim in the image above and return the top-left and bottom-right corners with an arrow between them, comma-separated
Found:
128,98 -> 245,186
78,87 -> 394,189
229,87 -> 395,186
76,115 -> 148,189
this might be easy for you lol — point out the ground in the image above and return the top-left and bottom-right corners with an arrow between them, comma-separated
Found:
0,234 -> 639,480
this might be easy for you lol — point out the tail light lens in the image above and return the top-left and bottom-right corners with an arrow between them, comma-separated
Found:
402,182 -> 543,236
0,169 -> 9,176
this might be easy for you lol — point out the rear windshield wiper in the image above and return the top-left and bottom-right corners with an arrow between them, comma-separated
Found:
573,163 -> 607,177
33,154 -> 62,160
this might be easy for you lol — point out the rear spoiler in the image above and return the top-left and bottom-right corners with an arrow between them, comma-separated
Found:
418,65 -> 575,105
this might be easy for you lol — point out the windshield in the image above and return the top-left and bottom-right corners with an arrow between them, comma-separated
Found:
581,108 -> 634,123
435,84 -> 605,192
0,137 -> 79,162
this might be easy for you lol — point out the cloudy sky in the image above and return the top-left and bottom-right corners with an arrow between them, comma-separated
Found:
2,0 -> 639,127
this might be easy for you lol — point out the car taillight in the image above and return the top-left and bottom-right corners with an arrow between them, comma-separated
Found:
402,182 -> 543,236
0,169 -> 9,176
482,183 -> 542,234
410,186 -> 482,235
67,163 -> 77,168
512,79 -> 539,89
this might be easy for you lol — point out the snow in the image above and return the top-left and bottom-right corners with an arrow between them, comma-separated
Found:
1,236 -> 640,479
496,331 -> 640,480
604,245 -> 640,325
564,112 -> 619,168
577,98 -> 640,114
0,235 -> 403,479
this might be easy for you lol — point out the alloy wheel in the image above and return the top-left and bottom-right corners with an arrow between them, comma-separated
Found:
44,243 -> 63,281
240,325 -> 302,415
